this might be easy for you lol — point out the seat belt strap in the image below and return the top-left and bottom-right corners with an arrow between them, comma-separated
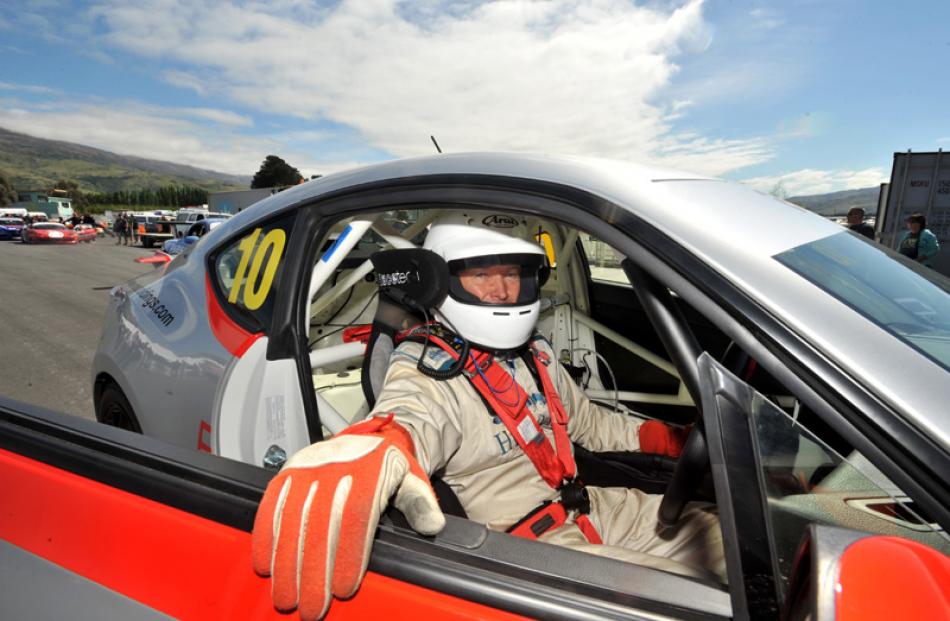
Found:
507,500 -> 602,544
400,329 -> 574,488
575,515 -> 603,545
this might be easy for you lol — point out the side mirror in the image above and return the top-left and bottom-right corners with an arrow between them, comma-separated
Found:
783,525 -> 950,620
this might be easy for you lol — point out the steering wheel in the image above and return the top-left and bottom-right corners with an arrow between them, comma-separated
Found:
658,341 -> 753,525
657,421 -> 710,525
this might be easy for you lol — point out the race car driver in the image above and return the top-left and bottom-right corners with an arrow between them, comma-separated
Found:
252,212 -> 725,620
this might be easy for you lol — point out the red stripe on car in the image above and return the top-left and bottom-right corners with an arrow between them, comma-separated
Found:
205,274 -> 260,357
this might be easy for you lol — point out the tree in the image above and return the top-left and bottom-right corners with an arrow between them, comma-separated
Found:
54,178 -> 89,211
0,170 -> 15,207
769,180 -> 788,200
251,155 -> 303,189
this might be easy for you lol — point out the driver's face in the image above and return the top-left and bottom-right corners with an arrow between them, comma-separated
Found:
459,264 -> 521,304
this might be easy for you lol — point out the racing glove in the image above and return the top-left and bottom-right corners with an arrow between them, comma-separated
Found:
252,414 -> 445,620
638,420 -> 690,458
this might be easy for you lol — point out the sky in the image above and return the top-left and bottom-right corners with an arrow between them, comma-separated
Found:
1,0 -> 948,196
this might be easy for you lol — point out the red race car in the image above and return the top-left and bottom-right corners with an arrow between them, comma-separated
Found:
72,224 -> 98,243
21,222 -> 78,244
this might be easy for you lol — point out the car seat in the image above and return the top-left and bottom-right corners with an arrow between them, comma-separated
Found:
361,248 -> 468,519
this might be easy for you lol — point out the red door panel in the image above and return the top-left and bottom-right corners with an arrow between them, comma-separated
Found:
0,448 -> 527,621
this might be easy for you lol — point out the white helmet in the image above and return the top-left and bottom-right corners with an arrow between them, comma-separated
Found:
423,212 -> 547,350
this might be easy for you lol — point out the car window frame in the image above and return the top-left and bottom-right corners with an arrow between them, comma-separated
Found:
697,354 -> 786,619
204,211 -> 301,337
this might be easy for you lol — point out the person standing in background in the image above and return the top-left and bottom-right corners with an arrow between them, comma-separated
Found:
846,208 -> 875,239
114,213 -> 128,245
898,213 -> 940,267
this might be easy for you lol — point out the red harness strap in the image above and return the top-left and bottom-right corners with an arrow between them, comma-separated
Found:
469,350 -> 577,488
403,329 -> 575,488
398,328 -> 601,544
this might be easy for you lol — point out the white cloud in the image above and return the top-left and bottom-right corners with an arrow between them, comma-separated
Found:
741,167 -> 887,197
0,100 -> 289,174
173,106 -> 253,127
0,81 -> 59,95
161,70 -> 207,96
77,0 -> 768,175
654,132 -> 773,176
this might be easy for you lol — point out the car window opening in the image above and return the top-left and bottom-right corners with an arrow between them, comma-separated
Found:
299,206 -> 730,586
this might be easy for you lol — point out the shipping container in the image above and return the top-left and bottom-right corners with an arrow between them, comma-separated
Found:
879,150 -> 949,276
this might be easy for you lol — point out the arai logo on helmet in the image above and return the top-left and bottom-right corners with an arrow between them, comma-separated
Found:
482,214 -> 518,229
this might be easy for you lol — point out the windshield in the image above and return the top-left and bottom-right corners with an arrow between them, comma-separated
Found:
775,232 -> 950,371
35,223 -> 65,230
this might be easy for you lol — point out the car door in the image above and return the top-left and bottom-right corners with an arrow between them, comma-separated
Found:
206,211 -> 320,467
0,397 -> 546,620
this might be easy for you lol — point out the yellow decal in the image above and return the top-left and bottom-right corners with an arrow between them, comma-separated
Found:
535,231 -> 557,267
228,228 -> 287,310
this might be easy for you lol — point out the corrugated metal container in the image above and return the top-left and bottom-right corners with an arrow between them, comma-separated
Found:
879,150 -> 950,276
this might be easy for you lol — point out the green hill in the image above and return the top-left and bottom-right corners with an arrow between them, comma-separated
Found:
0,126 -> 250,193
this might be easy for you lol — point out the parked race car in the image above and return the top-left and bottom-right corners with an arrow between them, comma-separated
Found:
0,217 -> 25,240
162,217 -> 230,255
72,223 -> 98,243
174,208 -> 232,238
9,153 -> 949,620
21,222 -> 77,244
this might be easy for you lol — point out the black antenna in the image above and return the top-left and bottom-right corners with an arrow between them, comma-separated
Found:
430,135 -> 443,154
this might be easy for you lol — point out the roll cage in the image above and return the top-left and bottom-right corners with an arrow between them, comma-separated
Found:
302,207 -> 697,437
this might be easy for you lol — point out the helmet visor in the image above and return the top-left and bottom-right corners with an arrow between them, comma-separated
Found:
447,253 -> 546,307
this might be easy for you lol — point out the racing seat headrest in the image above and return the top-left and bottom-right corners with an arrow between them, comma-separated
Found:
361,248 -> 448,409
369,248 -> 448,312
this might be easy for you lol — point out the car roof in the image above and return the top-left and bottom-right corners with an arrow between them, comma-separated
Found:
201,152 -> 949,448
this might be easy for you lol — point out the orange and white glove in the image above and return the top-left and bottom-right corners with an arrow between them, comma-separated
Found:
252,414 -> 445,620
638,420 -> 690,458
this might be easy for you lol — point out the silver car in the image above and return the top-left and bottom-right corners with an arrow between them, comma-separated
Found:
91,153 -> 949,617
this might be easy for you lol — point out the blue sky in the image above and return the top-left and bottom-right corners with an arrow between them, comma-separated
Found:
1,0 -> 948,195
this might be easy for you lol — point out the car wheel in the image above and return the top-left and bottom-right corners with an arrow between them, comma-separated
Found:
143,237 -> 153,248
96,384 -> 143,433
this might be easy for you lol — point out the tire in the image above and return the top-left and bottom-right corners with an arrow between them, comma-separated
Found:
143,237 -> 153,248
96,384 -> 143,433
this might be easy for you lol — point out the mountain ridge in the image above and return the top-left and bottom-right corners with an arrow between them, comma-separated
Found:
786,186 -> 881,216
0,126 -> 250,193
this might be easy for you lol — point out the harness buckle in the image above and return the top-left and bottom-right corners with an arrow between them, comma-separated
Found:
558,479 -> 590,514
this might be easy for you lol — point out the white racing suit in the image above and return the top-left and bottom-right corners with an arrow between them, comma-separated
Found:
370,335 -> 726,582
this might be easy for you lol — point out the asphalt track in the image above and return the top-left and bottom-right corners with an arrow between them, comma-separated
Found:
0,236 -> 156,421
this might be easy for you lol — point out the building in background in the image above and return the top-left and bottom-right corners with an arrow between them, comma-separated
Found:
208,188 -> 277,214
12,190 -> 75,221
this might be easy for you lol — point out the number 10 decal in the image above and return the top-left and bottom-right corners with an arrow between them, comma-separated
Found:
228,227 -> 287,310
